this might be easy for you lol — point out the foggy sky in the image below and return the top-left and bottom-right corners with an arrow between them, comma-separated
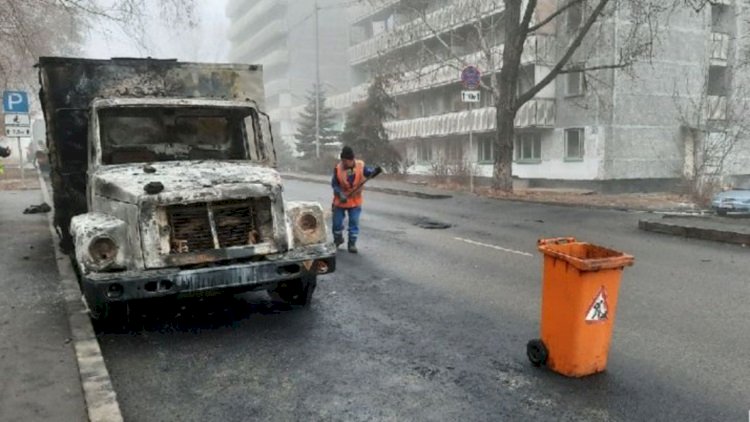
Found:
82,0 -> 229,62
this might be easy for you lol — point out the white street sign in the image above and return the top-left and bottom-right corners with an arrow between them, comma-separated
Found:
4,113 -> 30,126
462,90 -> 481,103
5,126 -> 31,137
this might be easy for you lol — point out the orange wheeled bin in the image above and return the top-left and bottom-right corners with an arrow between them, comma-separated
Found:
527,238 -> 634,377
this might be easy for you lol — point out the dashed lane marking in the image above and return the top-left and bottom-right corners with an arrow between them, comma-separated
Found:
454,237 -> 534,257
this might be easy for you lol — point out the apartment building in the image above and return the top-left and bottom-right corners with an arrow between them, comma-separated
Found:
226,0 -> 351,146
333,0 -> 750,192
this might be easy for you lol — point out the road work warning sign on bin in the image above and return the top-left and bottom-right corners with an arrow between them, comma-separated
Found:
585,287 -> 609,323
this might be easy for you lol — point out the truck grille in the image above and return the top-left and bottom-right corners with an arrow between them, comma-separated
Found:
166,198 -> 270,254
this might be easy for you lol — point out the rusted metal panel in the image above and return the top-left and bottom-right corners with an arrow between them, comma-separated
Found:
38,57 -> 267,246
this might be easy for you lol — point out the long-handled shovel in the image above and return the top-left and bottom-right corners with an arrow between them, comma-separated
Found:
346,166 -> 383,198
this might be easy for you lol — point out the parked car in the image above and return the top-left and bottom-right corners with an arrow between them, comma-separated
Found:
712,188 -> 750,215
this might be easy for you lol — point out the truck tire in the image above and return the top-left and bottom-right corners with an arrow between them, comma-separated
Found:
272,275 -> 317,306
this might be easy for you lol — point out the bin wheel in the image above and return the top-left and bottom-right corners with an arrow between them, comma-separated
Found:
526,339 -> 548,367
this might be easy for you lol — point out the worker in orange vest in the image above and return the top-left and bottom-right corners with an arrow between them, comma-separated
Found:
331,146 -> 381,253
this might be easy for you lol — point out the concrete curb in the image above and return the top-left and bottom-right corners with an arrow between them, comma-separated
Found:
638,219 -> 750,245
38,172 -> 124,422
282,174 -> 453,200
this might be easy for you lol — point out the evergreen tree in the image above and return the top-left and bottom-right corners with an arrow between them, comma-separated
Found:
339,76 -> 402,172
295,85 -> 339,159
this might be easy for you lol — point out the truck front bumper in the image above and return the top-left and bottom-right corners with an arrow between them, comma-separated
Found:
81,244 -> 336,304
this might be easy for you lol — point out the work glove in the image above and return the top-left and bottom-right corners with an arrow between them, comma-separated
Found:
338,192 -> 348,203
372,166 -> 383,178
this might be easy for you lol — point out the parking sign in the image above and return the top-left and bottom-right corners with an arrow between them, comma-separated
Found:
3,91 -> 29,113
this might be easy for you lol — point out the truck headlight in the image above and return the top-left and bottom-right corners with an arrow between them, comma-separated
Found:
297,212 -> 319,232
89,236 -> 118,265
71,213 -> 129,274
286,202 -> 327,247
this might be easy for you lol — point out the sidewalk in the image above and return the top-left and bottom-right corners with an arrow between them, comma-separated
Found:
639,213 -> 750,245
0,189 -> 87,421
281,171 -> 696,212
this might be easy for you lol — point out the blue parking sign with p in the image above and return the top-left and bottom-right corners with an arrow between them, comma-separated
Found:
3,91 -> 29,113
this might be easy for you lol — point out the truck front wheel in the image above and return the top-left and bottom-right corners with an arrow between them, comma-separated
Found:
271,276 -> 317,306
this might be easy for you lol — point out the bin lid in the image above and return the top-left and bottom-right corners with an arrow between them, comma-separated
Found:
538,238 -> 634,271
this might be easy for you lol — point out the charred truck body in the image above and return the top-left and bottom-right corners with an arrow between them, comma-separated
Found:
39,57 -> 335,319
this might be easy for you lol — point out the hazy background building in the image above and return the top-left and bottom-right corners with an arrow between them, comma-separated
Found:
226,0 -> 352,147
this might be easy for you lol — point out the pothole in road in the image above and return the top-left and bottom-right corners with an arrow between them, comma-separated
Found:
414,217 -> 452,229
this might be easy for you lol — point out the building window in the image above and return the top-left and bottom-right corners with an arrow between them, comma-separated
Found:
517,65 -> 535,97
708,65 -> 728,96
711,4 -> 732,33
564,128 -> 585,161
446,141 -> 463,163
567,1 -> 584,32
515,132 -> 541,163
417,141 -> 432,162
566,65 -> 584,96
478,136 -> 495,163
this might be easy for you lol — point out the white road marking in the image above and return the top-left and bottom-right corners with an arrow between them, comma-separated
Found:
454,237 -> 534,257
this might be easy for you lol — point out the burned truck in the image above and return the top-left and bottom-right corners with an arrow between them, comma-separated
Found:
38,57 -> 335,319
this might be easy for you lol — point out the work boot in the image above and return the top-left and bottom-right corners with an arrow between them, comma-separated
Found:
347,242 -> 358,254
334,234 -> 344,248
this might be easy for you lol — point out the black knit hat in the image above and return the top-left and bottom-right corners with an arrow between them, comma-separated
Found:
340,146 -> 355,160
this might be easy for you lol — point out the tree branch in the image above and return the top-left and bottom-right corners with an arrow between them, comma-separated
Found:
517,0 -> 537,52
517,0 -> 611,107
558,62 -> 630,73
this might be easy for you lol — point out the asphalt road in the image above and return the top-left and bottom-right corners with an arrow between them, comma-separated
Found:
94,180 -> 749,421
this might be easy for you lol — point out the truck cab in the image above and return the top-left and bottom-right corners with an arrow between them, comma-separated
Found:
39,57 -> 335,319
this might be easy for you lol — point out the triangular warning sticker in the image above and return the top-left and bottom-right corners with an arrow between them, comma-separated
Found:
585,287 -> 609,323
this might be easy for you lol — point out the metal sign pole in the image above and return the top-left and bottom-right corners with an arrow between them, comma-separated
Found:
16,137 -> 24,180
468,102 -> 474,194
460,66 -> 481,195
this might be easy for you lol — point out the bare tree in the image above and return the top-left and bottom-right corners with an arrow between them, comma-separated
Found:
673,70 -> 750,204
0,0 -> 195,91
356,0 -> 709,191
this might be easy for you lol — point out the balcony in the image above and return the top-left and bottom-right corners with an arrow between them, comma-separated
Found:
257,49 -> 290,73
705,95 -> 727,121
514,98 -> 555,128
348,0 -> 505,65
390,35 -> 552,96
384,98 -> 555,141
229,19 -> 286,62
384,107 -> 497,141
227,0 -> 286,42
350,0 -> 401,24
328,84 -> 368,110
710,32 -> 730,66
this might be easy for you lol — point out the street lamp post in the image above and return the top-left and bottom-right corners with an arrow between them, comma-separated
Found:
314,0 -> 321,159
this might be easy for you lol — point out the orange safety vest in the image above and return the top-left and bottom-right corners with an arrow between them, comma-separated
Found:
333,160 -> 365,208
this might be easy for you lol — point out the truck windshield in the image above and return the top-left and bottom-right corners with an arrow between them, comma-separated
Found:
99,107 -> 254,165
